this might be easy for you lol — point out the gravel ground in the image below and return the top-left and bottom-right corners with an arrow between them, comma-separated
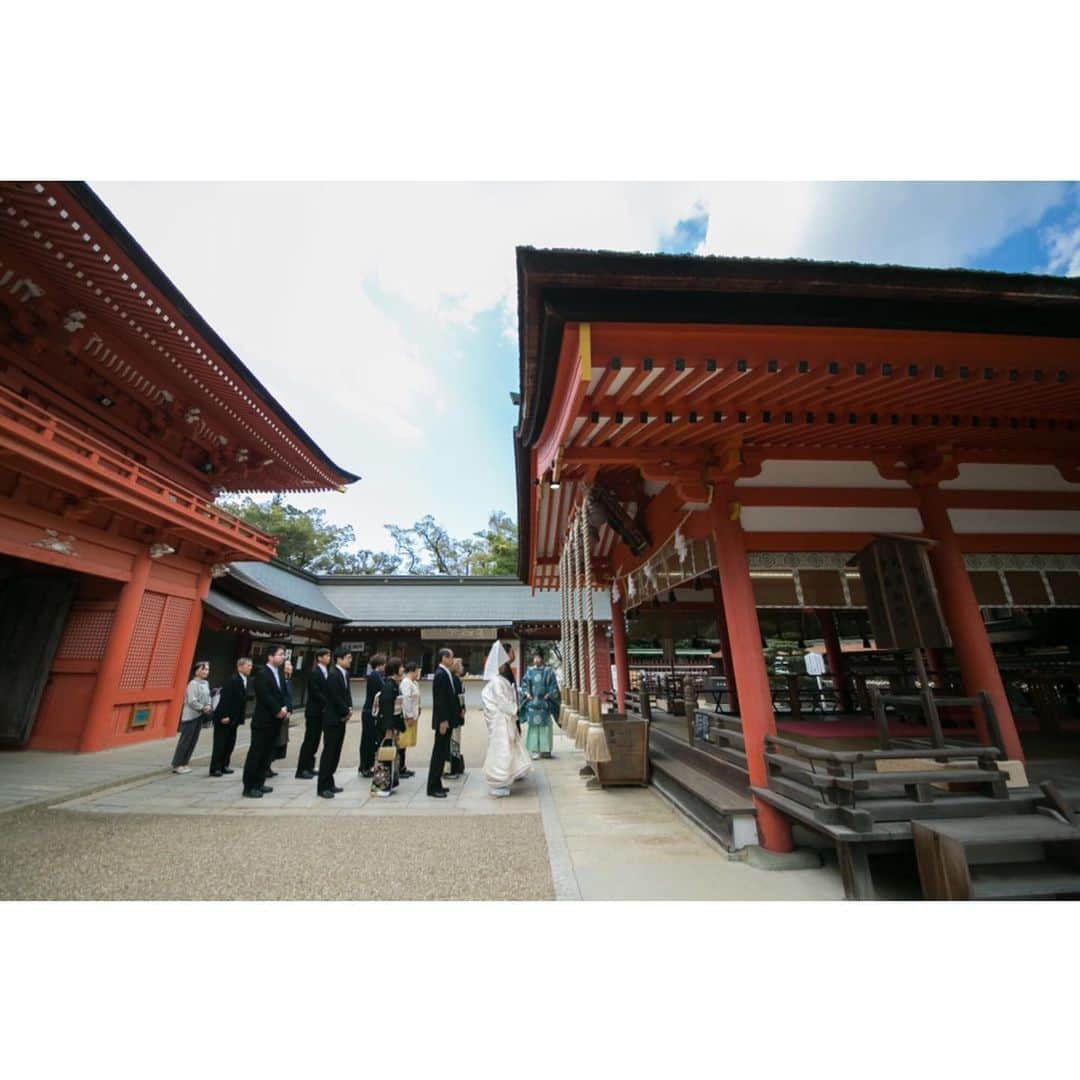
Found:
0,806 -> 554,901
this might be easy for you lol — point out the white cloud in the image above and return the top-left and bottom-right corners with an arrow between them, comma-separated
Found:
1043,209 -> 1080,277
90,181 -> 1076,554
699,181 -> 1069,267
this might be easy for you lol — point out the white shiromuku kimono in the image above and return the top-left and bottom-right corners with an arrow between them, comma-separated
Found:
480,642 -> 531,793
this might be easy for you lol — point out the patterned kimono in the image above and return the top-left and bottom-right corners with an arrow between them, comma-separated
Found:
520,664 -> 560,754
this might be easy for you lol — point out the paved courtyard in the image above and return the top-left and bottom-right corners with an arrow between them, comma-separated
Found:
0,691 -> 844,901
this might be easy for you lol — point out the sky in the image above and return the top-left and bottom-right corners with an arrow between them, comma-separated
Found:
92,182 -> 1080,556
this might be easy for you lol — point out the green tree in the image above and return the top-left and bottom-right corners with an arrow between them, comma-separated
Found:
471,510 -> 518,576
385,514 -> 472,575
217,495 -> 401,574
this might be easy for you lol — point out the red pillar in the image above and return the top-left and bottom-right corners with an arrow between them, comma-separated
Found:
712,583 -> 740,714
817,609 -> 852,712
610,593 -> 630,711
711,492 -> 794,853
79,549 -> 152,752
917,485 -> 1024,761
164,567 -> 213,739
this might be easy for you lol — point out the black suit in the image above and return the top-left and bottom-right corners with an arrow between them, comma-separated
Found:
296,664 -> 329,775
318,665 -> 353,794
243,664 -> 289,793
427,666 -> 457,794
359,670 -> 385,772
210,671 -> 249,773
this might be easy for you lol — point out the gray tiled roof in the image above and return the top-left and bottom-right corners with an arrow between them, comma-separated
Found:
228,561 -> 349,622
318,576 -> 611,628
204,589 -> 292,634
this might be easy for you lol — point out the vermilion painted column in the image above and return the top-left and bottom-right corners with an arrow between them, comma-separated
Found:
79,548 -> 152,752
610,592 -> 630,711
712,583 -> 740,714
164,567 -> 213,739
711,493 -> 794,853
817,609 -> 852,712
917,485 -> 1024,761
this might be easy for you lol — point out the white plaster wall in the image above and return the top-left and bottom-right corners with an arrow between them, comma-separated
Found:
740,506 -> 924,533
947,509 -> 1080,535
736,459 -> 907,488
941,463 -> 1078,492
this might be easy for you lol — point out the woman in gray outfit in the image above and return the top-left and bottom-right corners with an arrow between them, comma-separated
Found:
172,661 -> 212,773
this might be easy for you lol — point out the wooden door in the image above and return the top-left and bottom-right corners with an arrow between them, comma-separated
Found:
0,569 -> 77,745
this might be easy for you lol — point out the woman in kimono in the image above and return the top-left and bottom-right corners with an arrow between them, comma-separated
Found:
521,649 -> 560,760
480,641 -> 531,797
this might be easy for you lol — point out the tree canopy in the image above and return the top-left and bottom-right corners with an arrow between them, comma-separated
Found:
218,497 -> 517,577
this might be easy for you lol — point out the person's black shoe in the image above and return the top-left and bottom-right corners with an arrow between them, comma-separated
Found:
399,769 -> 416,778
428,790 -> 448,798
222,767 -> 235,774
318,790 -> 335,799
259,785 -> 274,794
359,769 -> 373,778
332,786 -> 344,793
295,770 -> 315,779
209,770 -> 223,777
265,769 -> 279,778
243,789 -> 263,798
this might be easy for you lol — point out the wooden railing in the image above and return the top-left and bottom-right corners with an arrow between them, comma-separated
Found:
0,383 -> 276,557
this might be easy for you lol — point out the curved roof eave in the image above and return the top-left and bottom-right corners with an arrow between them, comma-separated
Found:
65,182 -> 360,487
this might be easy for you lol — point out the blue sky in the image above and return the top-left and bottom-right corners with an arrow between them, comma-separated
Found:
93,182 -> 1080,557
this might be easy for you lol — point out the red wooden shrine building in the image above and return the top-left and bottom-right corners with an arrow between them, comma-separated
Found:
514,247 -> 1080,853
0,181 -> 357,752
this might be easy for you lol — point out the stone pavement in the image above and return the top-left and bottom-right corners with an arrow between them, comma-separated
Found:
0,724 -> 252,815
0,698 -> 844,900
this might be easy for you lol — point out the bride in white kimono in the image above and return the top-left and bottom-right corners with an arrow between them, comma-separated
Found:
481,641 -> 532,797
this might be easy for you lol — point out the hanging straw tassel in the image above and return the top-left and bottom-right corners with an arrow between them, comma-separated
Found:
582,503 -> 609,772
557,544 -> 570,731
585,694 -> 612,765
564,519 -> 582,740
578,493 -> 600,759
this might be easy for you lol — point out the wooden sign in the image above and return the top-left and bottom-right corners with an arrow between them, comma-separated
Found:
854,535 -> 950,650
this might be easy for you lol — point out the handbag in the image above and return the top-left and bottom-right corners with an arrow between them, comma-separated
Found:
372,735 -> 398,793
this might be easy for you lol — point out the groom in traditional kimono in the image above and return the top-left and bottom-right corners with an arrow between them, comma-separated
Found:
521,649 -> 560,759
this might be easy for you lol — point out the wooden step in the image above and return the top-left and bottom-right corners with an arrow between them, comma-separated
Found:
969,863 -> 1080,900
650,752 -> 754,814
648,724 -> 751,793
650,753 -> 757,851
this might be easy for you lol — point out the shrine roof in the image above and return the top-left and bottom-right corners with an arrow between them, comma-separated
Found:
513,247 -> 1080,583
515,246 -> 1080,447
318,574 -> 611,627
228,560 -> 349,621
203,588 -> 293,635
0,181 -> 358,493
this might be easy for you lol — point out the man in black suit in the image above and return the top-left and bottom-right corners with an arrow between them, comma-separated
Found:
242,645 -> 290,798
209,656 -> 252,776
295,647 -> 331,779
318,647 -> 353,798
427,647 -> 456,797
